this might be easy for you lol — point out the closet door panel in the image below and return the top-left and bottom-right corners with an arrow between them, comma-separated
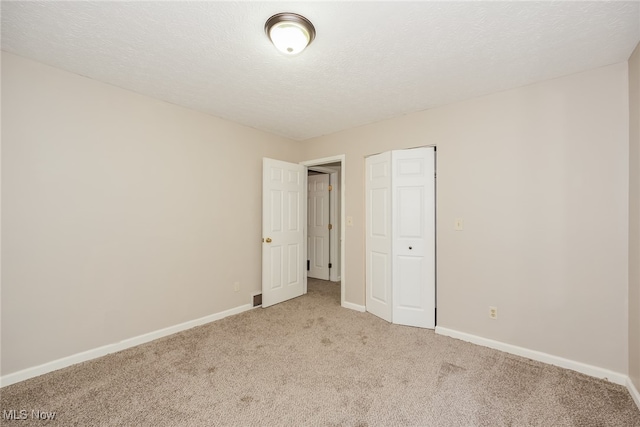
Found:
392,147 -> 436,329
365,152 -> 393,322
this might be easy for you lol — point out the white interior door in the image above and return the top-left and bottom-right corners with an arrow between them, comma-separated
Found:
262,158 -> 306,308
307,174 -> 330,280
365,151 -> 393,322
392,147 -> 435,328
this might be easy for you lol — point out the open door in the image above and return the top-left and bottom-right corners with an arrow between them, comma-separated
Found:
307,173 -> 330,280
262,158 -> 306,308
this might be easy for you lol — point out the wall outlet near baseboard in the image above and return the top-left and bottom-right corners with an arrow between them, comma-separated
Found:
489,306 -> 498,319
233,282 -> 240,292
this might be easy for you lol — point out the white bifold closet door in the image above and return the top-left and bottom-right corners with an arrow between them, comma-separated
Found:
365,147 -> 435,329
365,151 -> 393,322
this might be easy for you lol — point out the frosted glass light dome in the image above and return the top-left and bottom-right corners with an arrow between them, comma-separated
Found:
265,13 -> 316,55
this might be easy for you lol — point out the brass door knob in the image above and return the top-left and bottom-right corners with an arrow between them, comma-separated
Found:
265,238 -> 272,243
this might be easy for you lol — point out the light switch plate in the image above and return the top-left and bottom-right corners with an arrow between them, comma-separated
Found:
454,218 -> 464,231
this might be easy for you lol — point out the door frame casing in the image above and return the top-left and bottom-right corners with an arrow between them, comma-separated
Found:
300,155 -> 347,310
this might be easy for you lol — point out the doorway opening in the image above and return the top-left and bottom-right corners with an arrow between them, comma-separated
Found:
307,165 -> 341,282
301,155 -> 346,309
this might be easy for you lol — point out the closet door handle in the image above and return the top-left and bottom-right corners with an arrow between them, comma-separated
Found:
409,246 -> 413,250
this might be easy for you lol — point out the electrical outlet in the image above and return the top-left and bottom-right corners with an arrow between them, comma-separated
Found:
233,282 -> 240,292
489,306 -> 498,319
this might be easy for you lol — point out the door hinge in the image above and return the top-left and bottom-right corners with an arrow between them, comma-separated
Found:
307,260 -> 310,271
328,224 -> 333,230
328,263 -> 332,269
328,184 -> 333,191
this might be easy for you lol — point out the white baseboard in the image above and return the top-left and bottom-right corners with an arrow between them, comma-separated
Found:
1,303 -> 253,388
342,301 -> 366,312
435,326 -> 628,386
628,377 -> 640,410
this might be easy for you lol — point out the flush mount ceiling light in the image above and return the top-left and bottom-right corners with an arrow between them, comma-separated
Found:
265,13 -> 316,55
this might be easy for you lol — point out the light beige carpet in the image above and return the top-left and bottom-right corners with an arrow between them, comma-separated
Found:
1,278 -> 639,426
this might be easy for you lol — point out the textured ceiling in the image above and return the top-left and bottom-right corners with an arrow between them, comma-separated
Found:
2,1 -> 639,141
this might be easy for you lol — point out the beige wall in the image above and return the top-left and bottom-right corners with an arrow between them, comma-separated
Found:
1,53 -> 301,375
629,42 -> 640,391
1,50 -> 633,379
301,62 -> 630,374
